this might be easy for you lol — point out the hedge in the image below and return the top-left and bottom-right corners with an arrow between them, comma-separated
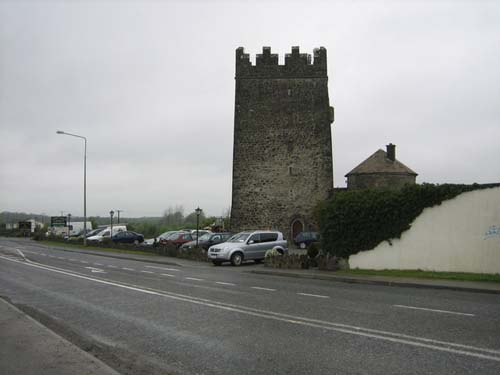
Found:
317,183 -> 500,258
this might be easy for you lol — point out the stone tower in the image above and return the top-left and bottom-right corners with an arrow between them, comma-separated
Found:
230,46 -> 334,241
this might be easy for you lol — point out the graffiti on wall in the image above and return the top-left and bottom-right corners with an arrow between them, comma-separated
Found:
484,225 -> 500,240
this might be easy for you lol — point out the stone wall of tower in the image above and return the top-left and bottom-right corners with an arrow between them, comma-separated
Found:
230,46 -> 334,241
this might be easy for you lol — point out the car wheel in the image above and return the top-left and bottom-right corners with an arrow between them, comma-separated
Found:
230,252 -> 243,266
299,242 -> 306,249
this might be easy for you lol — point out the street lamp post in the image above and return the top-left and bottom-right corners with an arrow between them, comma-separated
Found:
195,207 -> 202,248
110,210 -> 114,238
116,210 -> 122,224
67,213 -> 71,238
56,131 -> 87,246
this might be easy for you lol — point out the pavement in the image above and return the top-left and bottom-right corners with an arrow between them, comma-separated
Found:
0,297 -> 120,375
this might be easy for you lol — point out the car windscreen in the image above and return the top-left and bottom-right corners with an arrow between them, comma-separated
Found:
159,231 -> 174,239
227,232 -> 250,242
198,233 -> 212,241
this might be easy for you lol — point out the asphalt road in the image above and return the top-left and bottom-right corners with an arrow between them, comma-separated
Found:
1,238 -> 500,375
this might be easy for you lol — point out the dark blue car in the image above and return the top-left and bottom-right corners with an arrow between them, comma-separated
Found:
293,232 -> 320,249
112,231 -> 144,244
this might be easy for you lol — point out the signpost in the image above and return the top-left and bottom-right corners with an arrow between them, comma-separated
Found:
18,221 -> 31,237
51,216 -> 67,227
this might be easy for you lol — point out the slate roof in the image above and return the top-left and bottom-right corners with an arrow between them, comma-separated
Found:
345,149 -> 418,177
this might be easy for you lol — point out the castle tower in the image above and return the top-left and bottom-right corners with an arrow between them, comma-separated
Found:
230,46 -> 334,241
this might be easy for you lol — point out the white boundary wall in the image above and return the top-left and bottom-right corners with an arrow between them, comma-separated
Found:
349,187 -> 500,274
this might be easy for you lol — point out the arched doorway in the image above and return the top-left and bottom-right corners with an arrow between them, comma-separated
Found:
291,219 -> 304,242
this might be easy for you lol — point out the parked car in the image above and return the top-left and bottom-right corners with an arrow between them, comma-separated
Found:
160,231 -> 193,248
87,225 -> 127,242
190,229 -> 211,239
207,230 -> 288,266
180,232 -> 232,251
293,231 -> 320,249
143,231 -> 177,246
82,228 -> 104,238
112,231 -> 144,244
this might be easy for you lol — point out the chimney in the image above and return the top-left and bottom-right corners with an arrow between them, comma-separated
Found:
386,143 -> 396,161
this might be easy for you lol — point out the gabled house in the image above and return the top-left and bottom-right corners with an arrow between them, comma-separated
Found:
345,144 -> 417,190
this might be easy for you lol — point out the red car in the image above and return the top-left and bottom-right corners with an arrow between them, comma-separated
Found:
159,231 -> 193,248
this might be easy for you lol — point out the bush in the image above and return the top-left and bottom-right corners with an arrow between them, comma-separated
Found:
265,253 -> 309,269
317,183 -> 500,258
307,243 -> 319,259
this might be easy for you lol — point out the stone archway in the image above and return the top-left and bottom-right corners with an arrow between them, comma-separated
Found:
291,219 -> 304,241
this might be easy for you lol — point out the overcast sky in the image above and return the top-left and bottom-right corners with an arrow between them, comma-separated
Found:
1,0 -> 499,218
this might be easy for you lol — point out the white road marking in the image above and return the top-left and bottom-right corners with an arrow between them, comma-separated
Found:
57,257 -> 65,260
160,273 -> 176,278
122,268 -> 135,271
251,287 -> 276,292
215,282 -> 236,286
15,249 -> 27,261
1,254 -> 499,363
185,277 -> 204,281
107,265 -> 117,268
94,263 -> 103,266
297,293 -> 330,299
84,266 -> 106,274
145,266 -> 180,272
69,259 -> 76,261
393,305 -> 475,317
40,254 -> 47,256
141,271 -> 154,274
79,261 -> 88,264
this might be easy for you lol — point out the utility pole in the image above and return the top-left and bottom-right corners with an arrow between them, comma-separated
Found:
116,210 -> 123,224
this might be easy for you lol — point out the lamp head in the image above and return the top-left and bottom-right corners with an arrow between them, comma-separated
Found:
195,207 -> 202,215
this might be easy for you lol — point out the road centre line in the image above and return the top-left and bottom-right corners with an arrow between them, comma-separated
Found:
107,265 -> 117,268
122,268 -> 135,271
215,282 -> 236,286
141,271 -> 154,274
251,287 -> 276,292
185,277 -> 204,281
69,259 -> 76,261
1,254 -> 498,363
160,273 -> 176,277
393,305 -> 475,317
94,263 -> 103,266
79,261 -> 88,264
297,293 -> 330,299
145,266 -> 180,272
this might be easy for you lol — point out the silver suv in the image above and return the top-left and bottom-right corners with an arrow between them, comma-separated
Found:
207,230 -> 288,266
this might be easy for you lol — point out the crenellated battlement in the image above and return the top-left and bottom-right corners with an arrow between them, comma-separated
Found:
236,46 -> 327,78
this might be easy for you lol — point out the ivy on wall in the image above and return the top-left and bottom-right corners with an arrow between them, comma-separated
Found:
316,183 -> 500,258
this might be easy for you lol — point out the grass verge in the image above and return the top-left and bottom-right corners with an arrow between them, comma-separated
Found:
337,269 -> 500,283
40,240 -> 159,257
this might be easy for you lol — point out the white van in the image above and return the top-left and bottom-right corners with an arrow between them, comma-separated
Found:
87,225 -> 127,242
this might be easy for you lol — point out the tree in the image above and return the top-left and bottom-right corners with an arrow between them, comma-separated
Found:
162,206 -> 184,227
184,210 -> 206,227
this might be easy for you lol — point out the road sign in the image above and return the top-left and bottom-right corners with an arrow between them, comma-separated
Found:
18,221 -> 31,230
51,216 -> 67,227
